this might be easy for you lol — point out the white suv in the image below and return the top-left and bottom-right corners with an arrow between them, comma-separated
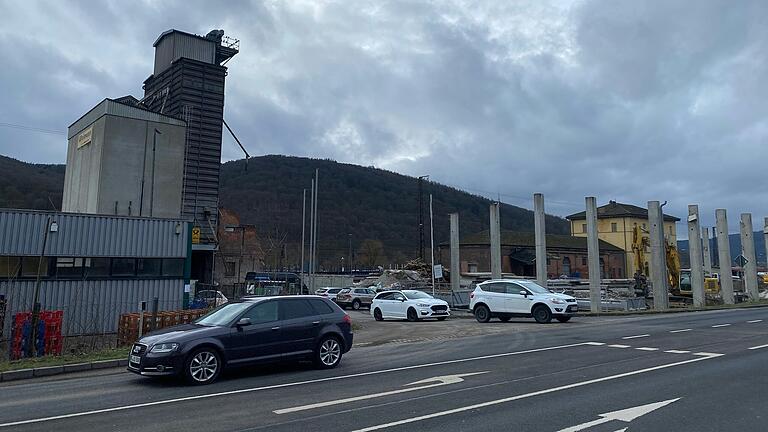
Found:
469,279 -> 577,324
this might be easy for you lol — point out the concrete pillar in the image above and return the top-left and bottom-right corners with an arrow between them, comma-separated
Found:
702,227 -> 713,275
648,201 -> 668,310
586,197 -> 601,312
715,209 -> 734,304
687,205 -> 705,307
489,203 -> 502,279
764,217 -> 768,284
450,213 -> 460,292
534,193 -> 547,287
740,213 -> 759,301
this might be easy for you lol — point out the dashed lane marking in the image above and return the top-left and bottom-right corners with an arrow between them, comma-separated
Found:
747,320 -> 763,324
664,350 -> 691,354
622,334 -> 650,340
669,329 -> 692,333
636,347 -> 659,351
711,324 -> 731,328
748,344 -> 768,350
607,344 -> 631,349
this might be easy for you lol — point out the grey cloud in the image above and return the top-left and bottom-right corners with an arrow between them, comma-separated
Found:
1,0 -> 768,235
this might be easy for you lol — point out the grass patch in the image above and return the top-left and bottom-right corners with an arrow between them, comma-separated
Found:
0,347 -> 130,373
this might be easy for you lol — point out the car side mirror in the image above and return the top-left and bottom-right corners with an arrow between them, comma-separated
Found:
236,317 -> 252,327
399,297 -> 406,302
520,290 -> 528,297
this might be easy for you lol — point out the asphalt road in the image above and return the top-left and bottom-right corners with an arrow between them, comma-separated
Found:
1,308 -> 766,432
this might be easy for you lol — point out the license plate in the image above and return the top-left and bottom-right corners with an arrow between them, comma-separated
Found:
130,355 -> 141,364
567,305 -> 578,312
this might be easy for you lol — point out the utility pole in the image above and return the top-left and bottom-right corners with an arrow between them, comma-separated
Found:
418,175 -> 429,260
300,189 -> 306,283
702,227 -> 713,275
430,194 -> 435,295
348,233 -> 352,275
309,179 -> 315,293
31,216 -> 52,357
312,169 -> 319,289
534,193 -> 547,287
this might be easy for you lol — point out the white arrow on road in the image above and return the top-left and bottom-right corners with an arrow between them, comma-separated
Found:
558,398 -> 681,432
273,371 -> 488,415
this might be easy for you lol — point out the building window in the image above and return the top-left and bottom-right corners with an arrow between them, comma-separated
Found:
611,222 -> 617,232
137,258 -> 162,277
111,258 -> 136,277
161,258 -> 185,278
84,258 -> 111,278
562,257 -> 571,276
55,257 -> 84,279
0,256 -> 21,278
224,261 -> 236,277
582,256 -> 587,266
581,223 -> 587,233
468,263 -> 478,273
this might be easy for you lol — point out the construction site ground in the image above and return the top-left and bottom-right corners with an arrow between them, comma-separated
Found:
348,308 -> 612,347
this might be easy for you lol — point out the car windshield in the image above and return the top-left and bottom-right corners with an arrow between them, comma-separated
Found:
516,281 -> 551,294
328,288 -> 342,293
403,290 -> 433,300
195,302 -> 252,327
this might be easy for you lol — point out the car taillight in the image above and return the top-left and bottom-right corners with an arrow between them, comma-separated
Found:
343,314 -> 352,325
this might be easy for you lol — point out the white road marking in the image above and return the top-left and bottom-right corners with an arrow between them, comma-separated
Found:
622,334 -> 650,340
747,320 -> 763,323
607,344 -> 631,349
748,344 -> 768,350
583,342 -> 606,346
351,355 -> 720,432
664,350 -> 690,354
0,341 -> 597,428
669,329 -> 692,333
274,372 -> 489,414
557,398 -> 681,432
711,324 -> 731,328
635,347 -> 659,351
693,352 -> 722,357
612,429 -> 628,432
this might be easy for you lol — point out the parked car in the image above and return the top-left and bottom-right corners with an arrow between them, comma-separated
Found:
190,290 -> 228,309
469,279 -> 577,324
315,287 -> 344,302
370,290 -> 450,321
335,287 -> 377,310
127,296 -> 353,384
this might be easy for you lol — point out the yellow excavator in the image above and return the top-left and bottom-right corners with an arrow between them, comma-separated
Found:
632,225 -> 682,292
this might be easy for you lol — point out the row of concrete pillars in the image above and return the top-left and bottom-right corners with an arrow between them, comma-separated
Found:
447,196 -> 767,313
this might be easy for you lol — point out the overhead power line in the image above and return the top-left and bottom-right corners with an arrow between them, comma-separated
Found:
0,122 -> 66,136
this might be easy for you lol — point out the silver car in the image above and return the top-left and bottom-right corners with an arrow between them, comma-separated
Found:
335,287 -> 377,310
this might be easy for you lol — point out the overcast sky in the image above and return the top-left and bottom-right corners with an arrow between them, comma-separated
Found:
1,0 -> 767,235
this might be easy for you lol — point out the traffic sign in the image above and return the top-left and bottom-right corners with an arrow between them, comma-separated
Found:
735,254 -> 748,267
191,227 -> 201,244
433,264 -> 443,279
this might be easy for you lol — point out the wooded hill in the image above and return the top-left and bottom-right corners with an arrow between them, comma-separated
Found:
0,154 -> 570,268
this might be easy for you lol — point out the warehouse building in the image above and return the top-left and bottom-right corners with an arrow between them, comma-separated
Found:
0,209 -> 190,338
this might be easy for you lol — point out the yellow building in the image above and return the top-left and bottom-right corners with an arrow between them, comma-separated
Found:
566,201 -> 680,278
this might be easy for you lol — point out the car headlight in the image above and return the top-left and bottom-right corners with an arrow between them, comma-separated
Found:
150,343 -> 179,353
549,298 -> 566,304
417,303 -> 431,307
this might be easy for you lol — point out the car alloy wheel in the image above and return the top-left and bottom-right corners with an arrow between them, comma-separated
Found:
374,308 -> 384,321
533,305 -> 552,324
352,300 -> 362,310
188,349 -> 220,384
474,305 -> 491,323
407,308 -> 419,322
315,336 -> 342,368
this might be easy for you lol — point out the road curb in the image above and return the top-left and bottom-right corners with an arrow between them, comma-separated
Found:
0,358 -> 128,383
577,302 -> 768,317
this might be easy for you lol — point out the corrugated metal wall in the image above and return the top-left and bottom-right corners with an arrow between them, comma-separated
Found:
0,278 -> 183,338
153,32 -> 216,76
0,209 -> 189,257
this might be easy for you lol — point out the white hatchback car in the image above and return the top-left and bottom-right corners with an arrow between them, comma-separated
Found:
371,290 -> 450,322
469,279 -> 577,324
